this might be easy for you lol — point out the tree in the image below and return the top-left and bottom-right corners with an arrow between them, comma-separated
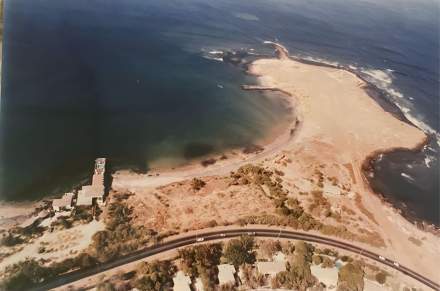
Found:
375,271 -> 387,284
258,240 -> 281,259
223,236 -> 256,267
1,259 -> 52,291
273,241 -> 316,291
337,262 -> 364,291
191,178 -> 206,191
178,244 -> 223,291
133,260 -> 176,291
96,281 -> 116,291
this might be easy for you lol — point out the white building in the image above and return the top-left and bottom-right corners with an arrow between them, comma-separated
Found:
310,265 -> 338,289
52,192 -> 74,211
217,264 -> 236,286
273,251 -> 286,262
76,158 -> 106,206
256,261 -> 286,276
194,278 -> 204,291
76,185 -> 105,206
173,271 -> 192,291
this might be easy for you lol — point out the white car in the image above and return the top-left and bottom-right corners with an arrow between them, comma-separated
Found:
378,255 -> 385,261
196,237 -> 204,242
393,262 -> 400,267
247,232 -> 256,236
220,233 -> 226,237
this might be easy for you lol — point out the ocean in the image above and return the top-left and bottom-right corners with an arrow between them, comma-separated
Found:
1,0 -> 438,224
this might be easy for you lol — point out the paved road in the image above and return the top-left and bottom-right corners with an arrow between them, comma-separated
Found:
31,228 -> 439,291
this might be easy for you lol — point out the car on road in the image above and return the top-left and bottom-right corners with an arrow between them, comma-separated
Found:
393,261 -> 400,267
220,233 -> 226,237
247,232 -> 256,236
196,237 -> 204,242
379,255 -> 385,261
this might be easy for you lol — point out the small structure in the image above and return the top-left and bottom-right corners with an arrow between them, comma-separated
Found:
217,264 -> 236,286
194,278 -> 204,291
273,251 -> 286,262
18,210 -> 50,229
52,192 -> 74,211
76,185 -> 105,206
256,261 -> 286,276
173,271 -> 192,291
76,158 -> 106,206
310,265 -> 338,289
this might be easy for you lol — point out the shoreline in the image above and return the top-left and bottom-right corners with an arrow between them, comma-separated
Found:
1,43 -> 437,234
260,42 -> 438,230
361,136 -> 439,232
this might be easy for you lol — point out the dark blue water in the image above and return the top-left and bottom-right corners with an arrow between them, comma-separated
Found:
1,0 -> 438,224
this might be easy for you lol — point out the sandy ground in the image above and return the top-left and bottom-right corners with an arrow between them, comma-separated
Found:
111,44 -> 439,284
0,201 -> 41,230
0,220 -> 104,272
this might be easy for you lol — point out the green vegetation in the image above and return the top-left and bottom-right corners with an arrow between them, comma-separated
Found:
132,260 -> 176,291
0,232 -> 24,247
258,240 -> 281,259
223,236 -> 256,267
0,259 -> 52,291
90,195 -> 156,263
233,164 -> 385,247
337,262 -> 364,291
273,241 -> 316,291
241,263 -> 265,289
375,271 -> 388,284
178,243 -> 223,290
0,253 -> 98,291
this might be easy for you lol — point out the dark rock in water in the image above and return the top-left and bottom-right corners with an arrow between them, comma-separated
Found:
201,158 -> 217,167
223,50 -> 249,65
242,144 -> 264,154
183,142 -> 215,159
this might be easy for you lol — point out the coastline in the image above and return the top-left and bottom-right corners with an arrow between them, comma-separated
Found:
112,45 -> 440,280
1,43 -> 439,281
1,43 -> 436,233
252,43 -> 438,230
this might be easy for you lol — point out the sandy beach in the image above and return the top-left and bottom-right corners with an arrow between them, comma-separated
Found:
112,44 -> 440,282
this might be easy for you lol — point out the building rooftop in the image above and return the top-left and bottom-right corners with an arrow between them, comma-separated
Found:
94,158 -> 106,175
52,192 -> 74,209
256,261 -> 286,276
273,251 -> 286,262
194,278 -> 204,291
173,271 -> 192,291
217,264 -> 236,286
310,265 -> 338,289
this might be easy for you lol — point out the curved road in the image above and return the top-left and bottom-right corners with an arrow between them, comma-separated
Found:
31,228 -> 439,291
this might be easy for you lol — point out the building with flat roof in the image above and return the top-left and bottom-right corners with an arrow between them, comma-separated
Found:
256,261 -> 286,276
217,264 -> 236,286
52,192 -> 74,211
173,271 -> 192,291
76,158 -> 106,207
77,185 -> 104,206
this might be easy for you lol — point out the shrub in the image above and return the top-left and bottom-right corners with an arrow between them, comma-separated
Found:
133,260 -> 176,291
1,233 -> 24,247
312,255 -> 322,265
191,178 -> 206,191
375,271 -> 387,284
224,236 -> 256,267
259,240 -> 281,259
178,244 -> 223,290
0,259 -> 53,291
337,262 -> 364,291
272,241 -> 316,291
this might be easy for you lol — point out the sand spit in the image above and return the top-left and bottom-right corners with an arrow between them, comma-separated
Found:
111,43 -> 440,282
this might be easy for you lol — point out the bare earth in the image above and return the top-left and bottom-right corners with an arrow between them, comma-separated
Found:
112,46 -> 440,285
